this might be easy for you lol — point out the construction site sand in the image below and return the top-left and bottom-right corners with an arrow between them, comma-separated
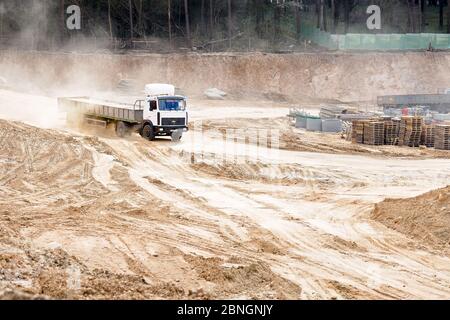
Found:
372,186 -> 450,254
1,89 -> 450,299
201,117 -> 450,159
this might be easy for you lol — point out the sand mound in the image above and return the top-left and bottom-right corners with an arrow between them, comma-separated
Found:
372,186 -> 450,252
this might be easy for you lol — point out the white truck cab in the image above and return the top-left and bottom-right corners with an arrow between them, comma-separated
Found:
142,84 -> 189,141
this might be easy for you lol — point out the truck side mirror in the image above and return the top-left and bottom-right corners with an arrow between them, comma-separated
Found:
149,100 -> 157,111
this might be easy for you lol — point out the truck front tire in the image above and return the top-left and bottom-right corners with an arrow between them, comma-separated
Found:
142,124 -> 155,141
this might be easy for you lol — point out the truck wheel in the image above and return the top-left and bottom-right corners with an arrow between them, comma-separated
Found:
142,124 -> 155,141
116,121 -> 128,138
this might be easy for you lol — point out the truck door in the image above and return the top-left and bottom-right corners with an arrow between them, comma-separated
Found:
145,100 -> 159,126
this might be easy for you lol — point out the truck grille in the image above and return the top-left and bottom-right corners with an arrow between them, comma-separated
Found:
162,118 -> 185,126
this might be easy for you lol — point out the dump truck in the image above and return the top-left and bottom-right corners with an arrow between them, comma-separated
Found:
58,84 -> 189,141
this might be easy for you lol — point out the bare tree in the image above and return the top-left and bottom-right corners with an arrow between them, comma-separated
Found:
137,0 -> 143,36
60,0 -> 65,41
319,0 -> 325,31
168,0 -> 172,46
128,0 -> 133,40
407,0 -> 414,33
316,0 -> 320,28
344,0 -> 350,33
209,0 -> 214,40
273,1 -> 281,43
201,0 -> 206,34
184,0 -> 192,48
421,0 -> 426,31
447,0 -> 450,33
254,0 -> 263,38
295,0 -> 302,40
331,0 -> 336,33
227,0 -> 232,48
418,0 -> 423,32
108,0 -> 113,41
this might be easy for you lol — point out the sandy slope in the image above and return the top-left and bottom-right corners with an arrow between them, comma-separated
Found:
373,186 -> 450,252
3,51 -> 450,103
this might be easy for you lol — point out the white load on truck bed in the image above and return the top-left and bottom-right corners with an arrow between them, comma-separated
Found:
145,83 -> 175,96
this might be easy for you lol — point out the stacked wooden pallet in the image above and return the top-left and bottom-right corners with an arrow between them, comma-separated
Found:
351,120 -> 366,144
320,106 -> 348,119
364,121 -> 385,145
435,125 -> 450,150
384,119 -> 400,145
399,116 -> 423,147
420,125 -> 435,148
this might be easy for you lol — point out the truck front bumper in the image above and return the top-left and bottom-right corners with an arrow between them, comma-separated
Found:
155,126 -> 189,136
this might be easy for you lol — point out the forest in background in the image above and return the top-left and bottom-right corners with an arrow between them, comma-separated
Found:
1,0 -> 450,52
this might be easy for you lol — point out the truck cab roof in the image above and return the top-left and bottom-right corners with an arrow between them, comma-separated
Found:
146,95 -> 186,100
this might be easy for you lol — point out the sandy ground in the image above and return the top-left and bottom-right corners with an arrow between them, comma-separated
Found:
372,186 -> 450,253
1,89 -> 450,300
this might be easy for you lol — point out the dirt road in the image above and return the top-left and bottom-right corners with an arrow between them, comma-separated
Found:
1,89 -> 450,300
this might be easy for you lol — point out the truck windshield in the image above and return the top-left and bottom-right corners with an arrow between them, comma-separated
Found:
158,99 -> 186,111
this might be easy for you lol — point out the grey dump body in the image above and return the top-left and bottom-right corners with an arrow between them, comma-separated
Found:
58,97 -> 144,124
377,94 -> 450,113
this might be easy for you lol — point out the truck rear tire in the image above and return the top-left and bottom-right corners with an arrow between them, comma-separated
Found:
142,124 -> 155,141
116,121 -> 128,138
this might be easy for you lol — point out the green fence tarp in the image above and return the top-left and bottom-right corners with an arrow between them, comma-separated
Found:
360,34 -> 377,50
345,34 -> 361,49
388,34 -> 403,50
301,23 -> 450,51
374,34 -> 391,49
434,34 -> 449,48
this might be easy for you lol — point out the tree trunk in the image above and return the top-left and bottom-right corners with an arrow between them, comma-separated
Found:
295,0 -> 301,40
407,0 -> 414,33
418,0 -> 423,32
254,0 -> 262,37
344,0 -> 350,33
209,0 -> 214,40
184,0 -> 192,48
331,0 -> 336,33
201,0 -> 206,34
128,0 -> 133,40
60,0 -> 65,42
319,0 -> 324,30
274,2 -> 281,43
168,0 -> 172,46
447,0 -> 450,33
137,0 -> 143,36
421,0 -> 426,31
316,0 -> 320,28
108,0 -> 113,42
227,0 -> 232,49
